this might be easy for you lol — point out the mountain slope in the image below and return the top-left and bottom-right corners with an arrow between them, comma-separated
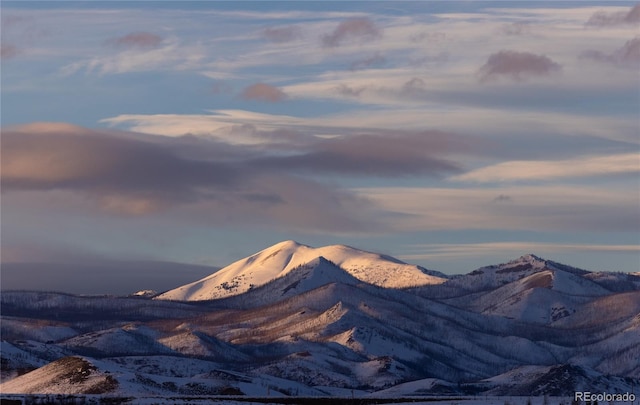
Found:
444,266 -> 612,324
157,240 -> 447,301
2,247 -> 639,398
0,356 -> 118,395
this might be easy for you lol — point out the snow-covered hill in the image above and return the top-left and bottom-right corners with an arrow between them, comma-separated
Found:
1,246 -> 639,399
157,240 -> 447,301
443,263 -> 613,324
0,356 -> 118,395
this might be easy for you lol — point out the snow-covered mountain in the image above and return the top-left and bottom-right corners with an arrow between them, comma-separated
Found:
157,240 -> 447,301
1,243 -> 639,401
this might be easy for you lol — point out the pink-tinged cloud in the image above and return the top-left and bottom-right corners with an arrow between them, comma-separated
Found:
262,26 -> 302,43
478,51 -> 561,82
0,122 -> 388,232
108,32 -> 163,49
586,4 -> 640,26
1,123 -> 240,212
240,83 -> 287,102
581,37 -> 640,69
322,18 -> 381,48
1,44 -> 20,60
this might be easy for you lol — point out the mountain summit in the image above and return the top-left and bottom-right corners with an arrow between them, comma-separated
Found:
156,240 -> 448,301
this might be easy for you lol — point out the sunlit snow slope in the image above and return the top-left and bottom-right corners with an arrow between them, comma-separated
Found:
157,240 -> 447,301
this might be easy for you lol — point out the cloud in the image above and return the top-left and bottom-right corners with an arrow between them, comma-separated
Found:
580,37 -> 640,69
0,122 -> 398,232
1,43 -> 20,60
401,77 -> 427,97
410,31 -> 447,43
349,52 -> 386,70
358,185 -> 639,233
252,130 -> 464,177
240,83 -> 288,102
399,242 -> 640,261
262,25 -> 302,43
62,37 -> 206,75
499,22 -> 532,36
322,17 -> 382,48
493,194 -> 512,203
478,50 -> 561,82
452,153 -> 640,183
586,4 -> 640,26
103,105 -> 639,148
107,32 -> 163,48
1,123 -> 240,211
1,15 -> 31,28
334,83 -> 367,97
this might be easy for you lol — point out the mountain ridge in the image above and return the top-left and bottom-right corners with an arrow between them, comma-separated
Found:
2,243 -> 639,399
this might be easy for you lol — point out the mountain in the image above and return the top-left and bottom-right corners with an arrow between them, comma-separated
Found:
1,243 -> 639,401
156,240 -> 447,301
440,254 -> 614,324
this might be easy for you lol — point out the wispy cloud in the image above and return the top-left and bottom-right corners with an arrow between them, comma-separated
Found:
5,122 -> 459,232
62,37 -> 207,75
499,22 -> 533,36
2,123 -> 240,214
586,3 -> 640,27
493,194 -> 513,203
102,106 -> 640,149
399,242 -> 640,261
106,32 -> 163,49
349,52 -> 386,70
358,186 -> 639,232
240,83 -> 288,102
0,43 -> 20,60
252,130 -> 464,177
262,25 -> 303,43
333,83 -> 368,98
322,18 -> 382,48
580,37 -> 640,69
453,153 -> 640,183
478,50 -> 561,82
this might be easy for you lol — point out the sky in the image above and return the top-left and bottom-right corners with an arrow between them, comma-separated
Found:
1,1 -> 639,295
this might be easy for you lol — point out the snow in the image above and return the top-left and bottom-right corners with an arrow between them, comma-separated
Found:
157,240 -> 447,301
1,317 -> 78,342
132,290 -> 158,297
0,356 -> 117,395
61,327 -> 173,356
2,250 -> 639,401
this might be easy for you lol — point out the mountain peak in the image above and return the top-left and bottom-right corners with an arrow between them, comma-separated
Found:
504,254 -> 548,271
157,241 -> 447,301
269,239 -> 306,250
520,253 -> 546,262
